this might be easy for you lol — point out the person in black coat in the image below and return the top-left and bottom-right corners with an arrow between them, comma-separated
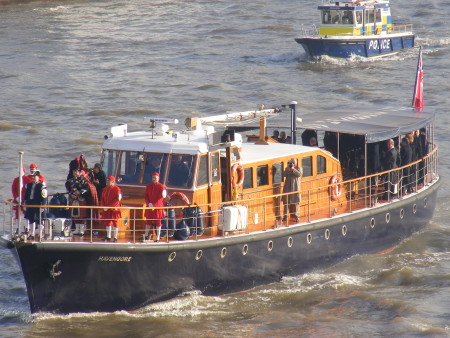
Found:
382,139 -> 399,198
92,163 -> 106,199
24,171 -> 47,239
400,137 -> 413,194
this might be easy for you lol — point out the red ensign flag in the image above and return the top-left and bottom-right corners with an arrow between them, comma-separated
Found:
412,47 -> 424,111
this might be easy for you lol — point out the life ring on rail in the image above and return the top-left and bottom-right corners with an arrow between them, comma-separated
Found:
169,191 -> 190,206
231,163 -> 245,188
169,191 -> 190,220
329,175 -> 343,201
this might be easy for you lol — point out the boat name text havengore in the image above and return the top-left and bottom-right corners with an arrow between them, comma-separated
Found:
98,256 -> 132,262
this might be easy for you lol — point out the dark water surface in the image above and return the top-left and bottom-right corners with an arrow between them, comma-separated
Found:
1,0 -> 449,336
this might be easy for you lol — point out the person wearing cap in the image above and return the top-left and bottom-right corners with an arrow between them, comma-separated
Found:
24,171 -> 48,240
100,176 -> 122,242
92,163 -> 106,199
11,166 -> 32,232
28,163 -> 46,185
144,172 -> 167,242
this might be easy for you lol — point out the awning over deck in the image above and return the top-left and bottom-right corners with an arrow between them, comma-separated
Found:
227,108 -> 435,144
298,109 -> 435,143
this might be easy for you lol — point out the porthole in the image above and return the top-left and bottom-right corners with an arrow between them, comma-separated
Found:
242,244 -> 249,255
287,236 -> 293,248
267,240 -> 274,252
325,229 -> 330,240
413,204 -> 417,214
370,218 -> 375,228
424,198 -> 428,208
195,250 -> 203,261
342,225 -> 347,236
123,216 -> 129,226
168,252 -> 176,262
386,213 -> 390,224
307,233 -> 312,244
220,247 -> 227,258
400,208 -> 405,219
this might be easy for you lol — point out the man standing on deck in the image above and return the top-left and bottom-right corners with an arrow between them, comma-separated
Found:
282,158 -> 303,223
65,168 -> 91,236
92,163 -> 107,200
144,172 -> 167,242
24,171 -> 48,239
382,138 -> 399,198
100,176 -> 122,242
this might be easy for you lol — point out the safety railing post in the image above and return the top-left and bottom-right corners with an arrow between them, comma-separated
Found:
307,190 -> 311,223
263,197 -> 266,231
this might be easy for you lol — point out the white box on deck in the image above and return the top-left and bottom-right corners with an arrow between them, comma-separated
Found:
219,205 -> 248,231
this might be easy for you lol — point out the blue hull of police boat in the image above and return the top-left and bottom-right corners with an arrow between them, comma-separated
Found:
295,34 -> 415,58
4,179 -> 440,314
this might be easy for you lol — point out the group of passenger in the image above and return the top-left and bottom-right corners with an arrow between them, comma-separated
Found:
271,130 -> 292,144
381,129 -> 427,197
11,154 -> 169,242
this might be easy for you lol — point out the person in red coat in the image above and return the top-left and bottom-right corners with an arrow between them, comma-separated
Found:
144,172 -> 167,242
11,166 -> 32,232
100,176 -> 122,242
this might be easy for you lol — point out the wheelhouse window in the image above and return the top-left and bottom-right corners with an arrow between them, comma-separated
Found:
317,155 -> 326,175
366,9 -> 381,24
321,10 -> 331,24
257,165 -> 269,187
341,11 -> 354,24
231,147 -> 240,162
167,154 -> 196,188
143,153 -> 167,185
302,156 -> 313,177
197,154 -> 208,187
118,151 -> 143,184
211,152 -> 220,183
272,162 -> 283,184
355,10 -> 363,24
243,167 -> 253,190
101,149 -> 119,177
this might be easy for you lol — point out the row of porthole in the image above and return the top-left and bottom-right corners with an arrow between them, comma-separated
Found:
166,199 -> 428,263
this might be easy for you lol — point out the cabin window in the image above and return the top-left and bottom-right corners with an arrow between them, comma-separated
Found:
143,153 -> 167,184
243,167 -> 253,190
317,155 -> 326,175
302,156 -> 313,177
211,152 -> 220,183
101,150 -> 119,177
197,154 -> 208,187
167,154 -> 196,188
118,151 -> 143,184
272,162 -> 283,184
257,165 -> 269,187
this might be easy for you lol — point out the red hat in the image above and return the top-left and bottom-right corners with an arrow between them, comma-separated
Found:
30,163 -> 37,169
152,172 -> 159,177
107,176 -> 115,181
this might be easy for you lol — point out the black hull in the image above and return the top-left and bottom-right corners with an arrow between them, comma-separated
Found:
6,179 -> 441,314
